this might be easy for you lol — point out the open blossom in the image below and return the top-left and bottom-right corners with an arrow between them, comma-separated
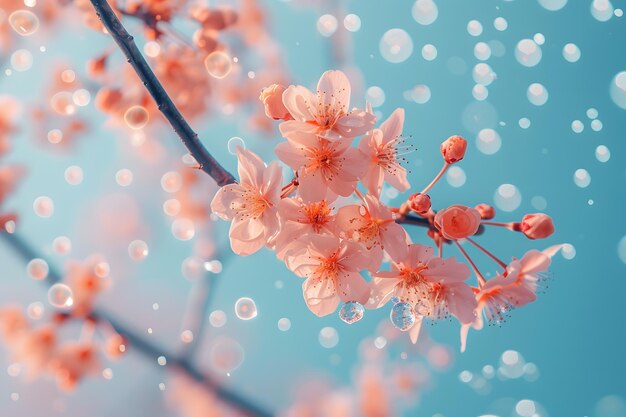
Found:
279,70 -> 376,140
434,205 -> 481,240
521,213 -> 555,239
460,245 -> 562,351
211,147 -> 282,256
274,197 -> 336,259
48,342 -> 101,391
260,84 -> 292,120
285,235 -> 371,317
358,108 -> 410,197
336,194 -> 409,269
370,244 -> 476,326
64,257 -> 110,316
275,131 -> 364,202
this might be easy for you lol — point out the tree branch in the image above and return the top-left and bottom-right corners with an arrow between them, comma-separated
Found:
0,232 -> 271,417
89,0 -> 236,187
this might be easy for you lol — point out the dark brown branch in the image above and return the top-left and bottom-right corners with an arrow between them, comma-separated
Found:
396,214 -> 431,228
89,0 -> 236,187
0,232 -> 271,417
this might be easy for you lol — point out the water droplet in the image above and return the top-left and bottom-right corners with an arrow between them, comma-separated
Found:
47,283 -> 73,308
366,86 -> 385,108
319,326 -> 339,348
52,236 -> 71,255
27,258 -> 48,280
473,63 -> 496,86
144,41 -> 160,58
33,196 -> 54,218
227,137 -> 245,155
180,330 -> 194,343
278,318 -> 291,331
380,28 -> 413,63
209,337 -> 244,373
573,168 -> 591,188
474,42 -> 491,61
472,84 -> 488,101
338,301 -> 364,324
123,106 -> 149,129
235,297 -> 257,320
128,240 -> 149,261
412,0 -> 438,25
591,0 -> 614,22
390,302 -> 415,331
561,243 -> 576,260
171,218 -> 195,241
27,302 -> 44,319
407,84 -> 431,104
476,128 -> 502,155
209,310 -> 227,327
8,10 -> 39,36
527,83 -> 549,106
562,43 -> 581,62
115,169 -> 133,186
446,166 -> 466,187
10,49 -> 33,72
515,39 -> 542,67
534,33 -> 546,45
595,145 -> 611,162
494,17 -> 508,31
494,184 -> 522,212
50,92 -> 76,116
519,117 -> 531,129
317,14 -> 337,37
422,44 -> 438,61
571,119 -> 584,133
64,165 -> 83,185
204,51 -> 232,79
467,20 -> 482,36
538,0 -> 568,11
343,14 -> 361,32
591,119 -> 603,131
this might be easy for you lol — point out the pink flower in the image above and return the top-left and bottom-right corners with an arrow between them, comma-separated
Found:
521,213 -> 555,240
358,108 -> 410,197
259,83 -> 293,121
285,234 -> 371,317
65,256 -> 110,317
274,197 -> 336,259
460,245 -> 562,351
407,193 -> 431,214
211,147 -> 283,255
48,342 -> 101,391
279,70 -> 376,140
475,203 -> 495,220
336,194 -> 409,269
434,205 -> 481,240
440,135 -> 467,164
370,244 -> 477,326
275,132 -> 364,202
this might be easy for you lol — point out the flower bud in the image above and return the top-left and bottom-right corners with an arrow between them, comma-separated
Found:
521,213 -> 554,239
474,203 -> 495,220
259,84 -> 292,121
408,193 -> 431,214
440,135 -> 467,164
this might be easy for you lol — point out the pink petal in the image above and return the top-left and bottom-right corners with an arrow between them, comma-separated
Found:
445,283 -> 477,324
275,141 -> 306,170
379,108 -> 404,143
409,317 -> 423,344
302,276 -> 340,317
317,70 -> 350,114
336,271 -> 370,304
282,85 -> 316,122
236,147 -> 265,187
210,184 -> 243,220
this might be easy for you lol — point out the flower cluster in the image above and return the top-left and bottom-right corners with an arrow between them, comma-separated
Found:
211,70 -> 560,348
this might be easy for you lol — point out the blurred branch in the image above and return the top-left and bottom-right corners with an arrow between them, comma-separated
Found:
0,232 -> 272,417
88,0 -> 236,187
396,214 -> 431,228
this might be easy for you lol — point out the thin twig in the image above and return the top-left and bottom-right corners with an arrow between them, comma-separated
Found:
396,214 -> 431,228
0,232 -> 272,417
89,0 -> 236,187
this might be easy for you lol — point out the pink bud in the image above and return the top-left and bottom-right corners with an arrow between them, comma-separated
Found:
259,84 -> 292,121
408,193 -> 431,214
521,213 -> 555,239
434,205 -> 481,240
475,203 -> 495,220
440,135 -> 467,164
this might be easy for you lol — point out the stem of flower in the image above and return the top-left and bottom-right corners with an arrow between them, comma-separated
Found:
453,240 -> 486,287
89,0 -> 236,187
0,232 -> 271,417
421,162 -> 449,195
481,221 -> 516,230
465,237 -> 507,270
